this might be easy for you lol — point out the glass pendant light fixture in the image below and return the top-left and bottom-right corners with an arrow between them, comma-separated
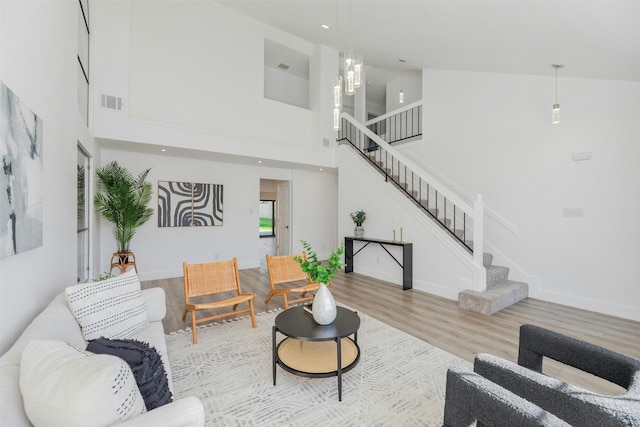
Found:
399,59 -> 406,104
353,54 -> 363,88
552,64 -> 564,124
333,76 -> 343,108
331,1 -> 364,131
344,51 -> 355,96
333,107 -> 341,131
332,77 -> 343,131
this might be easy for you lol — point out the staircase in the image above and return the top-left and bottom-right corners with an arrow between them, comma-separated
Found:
458,253 -> 528,315
339,110 -> 528,314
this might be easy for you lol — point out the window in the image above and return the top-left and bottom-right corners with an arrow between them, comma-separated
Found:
264,39 -> 310,109
77,145 -> 90,282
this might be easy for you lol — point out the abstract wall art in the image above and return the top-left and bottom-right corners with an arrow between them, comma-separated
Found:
0,81 -> 44,259
158,181 -> 223,227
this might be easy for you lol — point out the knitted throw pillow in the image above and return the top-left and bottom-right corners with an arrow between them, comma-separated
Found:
87,337 -> 172,410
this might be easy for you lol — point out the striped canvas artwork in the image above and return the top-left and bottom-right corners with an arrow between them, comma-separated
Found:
157,181 -> 223,227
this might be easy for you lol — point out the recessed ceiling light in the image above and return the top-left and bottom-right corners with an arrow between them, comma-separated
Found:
319,168 -> 323,171
321,24 -> 329,29
161,148 -> 166,152
258,160 -> 262,164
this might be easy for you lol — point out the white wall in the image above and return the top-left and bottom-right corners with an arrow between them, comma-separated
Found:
386,70 -> 422,112
92,0 -> 336,169
337,146 -> 474,298
0,0 -> 98,353
411,69 -> 640,320
97,149 -> 338,280
290,169 -> 339,258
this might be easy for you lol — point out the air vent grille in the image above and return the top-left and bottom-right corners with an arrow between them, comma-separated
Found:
277,63 -> 290,70
101,95 -> 122,111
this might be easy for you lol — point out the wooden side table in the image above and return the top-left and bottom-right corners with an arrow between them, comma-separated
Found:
109,251 -> 138,275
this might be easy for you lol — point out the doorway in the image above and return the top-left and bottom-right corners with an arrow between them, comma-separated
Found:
259,200 -> 275,237
260,179 -> 291,256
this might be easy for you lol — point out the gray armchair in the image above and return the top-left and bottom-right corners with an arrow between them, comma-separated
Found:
443,324 -> 640,426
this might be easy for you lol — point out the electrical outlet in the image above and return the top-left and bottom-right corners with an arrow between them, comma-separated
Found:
563,208 -> 584,217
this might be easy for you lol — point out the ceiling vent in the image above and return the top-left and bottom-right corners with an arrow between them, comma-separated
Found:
277,63 -> 290,71
101,94 -> 122,111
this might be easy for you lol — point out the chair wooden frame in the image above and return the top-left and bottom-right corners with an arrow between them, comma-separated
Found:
182,258 -> 256,344
265,252 -> 324,309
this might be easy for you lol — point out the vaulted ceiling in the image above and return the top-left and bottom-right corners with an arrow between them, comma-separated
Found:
218,0 -> 640,82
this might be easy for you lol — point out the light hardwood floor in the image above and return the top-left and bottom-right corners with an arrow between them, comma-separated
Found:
142,244 -> 640,396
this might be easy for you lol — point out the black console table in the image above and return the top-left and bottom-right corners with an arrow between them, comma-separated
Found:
344,237 -> 413,290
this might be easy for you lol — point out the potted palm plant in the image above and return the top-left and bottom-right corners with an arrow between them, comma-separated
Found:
293,240 -> 344,325
94,161 -> 154,269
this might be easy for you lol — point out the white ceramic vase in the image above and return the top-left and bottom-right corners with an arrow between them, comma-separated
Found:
354,225 -> 364,238
312,283 -> 337,325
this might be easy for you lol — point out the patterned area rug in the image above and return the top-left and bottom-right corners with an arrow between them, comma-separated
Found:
166,307 -> 470,426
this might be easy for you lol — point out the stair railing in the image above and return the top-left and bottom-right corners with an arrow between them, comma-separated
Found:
338,112 -> 486,291
365,101 -> 422,145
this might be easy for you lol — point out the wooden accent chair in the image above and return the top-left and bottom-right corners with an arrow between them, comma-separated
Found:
182,258 -> 257,344
265,252 -> 322,309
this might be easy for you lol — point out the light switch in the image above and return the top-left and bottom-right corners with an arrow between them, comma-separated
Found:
563,208 -> 584,217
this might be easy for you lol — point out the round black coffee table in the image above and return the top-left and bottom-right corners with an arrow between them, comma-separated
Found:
272,306 -> 361,401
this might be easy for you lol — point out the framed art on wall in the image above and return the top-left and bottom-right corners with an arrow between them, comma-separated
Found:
157,181 -> 223,227
0,81 -> 44,259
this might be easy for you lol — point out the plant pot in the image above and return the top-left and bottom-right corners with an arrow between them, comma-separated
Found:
354,225 -> 364,238
312,284 -> 337,325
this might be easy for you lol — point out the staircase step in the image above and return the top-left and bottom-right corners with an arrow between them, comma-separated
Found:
483,252 -> 493,267
395,180 -> 408,189
486,265 -> 509,287
458,280 -> 529,315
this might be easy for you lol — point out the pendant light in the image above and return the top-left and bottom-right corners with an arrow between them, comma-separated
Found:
552,64 -> 564,124
332,77 -> 343,131
344,50 -> 355,96
354,54 -> 363,88
399,59 -> 406,104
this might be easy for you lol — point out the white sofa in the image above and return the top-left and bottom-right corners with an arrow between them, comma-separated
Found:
0,287 -> 204,426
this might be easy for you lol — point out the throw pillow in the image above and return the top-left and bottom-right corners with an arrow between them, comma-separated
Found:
65,270 -> 150,341
87,337 -> 173,410
20,340 -> 146,427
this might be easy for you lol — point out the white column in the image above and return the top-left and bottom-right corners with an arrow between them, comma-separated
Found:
473,194 -> 486,291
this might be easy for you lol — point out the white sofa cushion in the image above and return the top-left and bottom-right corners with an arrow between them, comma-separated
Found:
66,271 -> 150,341
20,340 -> 146,427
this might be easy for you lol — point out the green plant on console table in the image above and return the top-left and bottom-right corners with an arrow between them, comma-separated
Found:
350,209 -> 366,226
293,240 -> 345,284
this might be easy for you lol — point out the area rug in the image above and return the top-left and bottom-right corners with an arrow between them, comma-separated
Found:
165,307 -> 471,426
